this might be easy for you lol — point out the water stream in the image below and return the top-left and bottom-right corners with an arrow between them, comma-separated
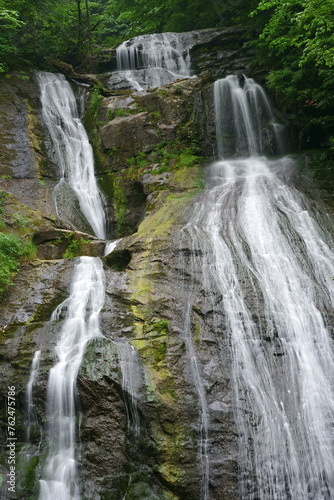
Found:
117,343 -> 141,437
37,72 -> 106,239
114,32 -> 195,90
39,257 -> 105,499
184,75 -> 334,499
26,350 -> 41,440
35,73 -> 110,498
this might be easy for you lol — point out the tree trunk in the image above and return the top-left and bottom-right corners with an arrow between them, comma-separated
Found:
85,0 -> 92,48
77,0 -> 82,49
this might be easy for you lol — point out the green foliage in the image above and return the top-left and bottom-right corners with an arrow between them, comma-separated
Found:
90,87 -> 103,119
329,137 -> 334,152
17,454 -> 39,494
158,343 -> 166,356
112,177 -> 127,236
62,232 -> 80,259
0,232 -> 36,294
252,0 -> 334,133
115,107 -> 128,117
12,212 -> 33,228
1,0 -> 84,66
107,0 -> 257,39
0,190 -> 7,215
0,7 -> 24,72
154,318 -> 169,333
0,0 -> 259,69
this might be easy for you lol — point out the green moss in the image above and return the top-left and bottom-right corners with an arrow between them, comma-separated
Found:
112,177 -> 128,236
80,338 -> 119,381
90,87 -> 103,119
83,107 -> 109,174
17,454 -> 39,494
31,291 -> 67,323
0,190 -> 7,215
193,321 -> 200,347
154,318 -> 169,333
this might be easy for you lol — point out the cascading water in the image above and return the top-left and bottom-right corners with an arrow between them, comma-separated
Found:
26,350 -> 41,440
214,75 -> 285,157
117,343 -> 141,437
179,238 -> 210,499
104,238 -> 122,256
39,257 -> 105,499
183,75 -> 334,499
114,32 -> 195,90
37,72 -> 106,239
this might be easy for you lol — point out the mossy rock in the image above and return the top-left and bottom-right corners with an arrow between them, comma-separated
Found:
104,249 -> 132,271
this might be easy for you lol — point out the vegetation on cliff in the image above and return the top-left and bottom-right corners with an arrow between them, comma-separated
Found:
0,232 -> 35,294
0,191 -> 37,295
1,0 -> 333,142
251,0 -> 334,136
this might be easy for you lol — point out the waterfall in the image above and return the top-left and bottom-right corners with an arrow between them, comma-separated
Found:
117,343 -> 141,437
104,238 -> 122,256
37,72 -> 106,239
26,351 -> 41,440
184,75 -> 334,499
39,257 -> 105,499
179,247 -> 210,499
214,75 -> 286,157
114,32 -> 195,90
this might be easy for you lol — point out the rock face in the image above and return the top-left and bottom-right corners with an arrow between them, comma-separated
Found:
0,30 -> 264,499
78,27 -> 253,80
0,167 -> 238,499
0,74 -> 58,220
102,112 -> 161,154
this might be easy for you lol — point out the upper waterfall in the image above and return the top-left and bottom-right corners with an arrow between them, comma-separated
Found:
38,72 -> 106,239
114,32 -> 195,90
214,75 -> 285,158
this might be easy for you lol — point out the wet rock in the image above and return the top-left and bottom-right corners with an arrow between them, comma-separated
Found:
0,73 -> 59,219
53,181 -> 94,234
101,112 -> 160,155
33,228 -> 107,259
190,26 -> 253,79
104,248 -> 132,271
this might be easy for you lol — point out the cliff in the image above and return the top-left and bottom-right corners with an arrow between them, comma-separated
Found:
0,27 -> 333,500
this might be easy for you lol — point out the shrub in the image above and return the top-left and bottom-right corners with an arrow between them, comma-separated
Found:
0,233 -> 35,294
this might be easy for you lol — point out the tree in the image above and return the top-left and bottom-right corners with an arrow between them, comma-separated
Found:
252,0 -> 334,104
0,6 -> 24,71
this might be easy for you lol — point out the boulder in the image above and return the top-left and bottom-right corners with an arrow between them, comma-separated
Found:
101,112 -> 160,154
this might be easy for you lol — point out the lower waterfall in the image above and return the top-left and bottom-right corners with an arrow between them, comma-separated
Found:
182,75 -> 334,498
39,257 -> 105,499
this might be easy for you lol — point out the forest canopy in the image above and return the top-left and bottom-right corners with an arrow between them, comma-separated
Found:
0,0 -> 333,133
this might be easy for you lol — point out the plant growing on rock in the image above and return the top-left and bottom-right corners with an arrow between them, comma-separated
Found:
90,87 -> 103,119
62,232 -> 80,259
0,233 -> 35,294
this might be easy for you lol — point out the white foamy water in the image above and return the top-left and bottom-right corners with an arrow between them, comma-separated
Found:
26,350 -> 41,440
104,238 -> 122,256
114,32 -> 195,90
38,72 -> 106,239
39,257 -> 105,499
117,343 -> 141,437
182,75 -> 334,499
